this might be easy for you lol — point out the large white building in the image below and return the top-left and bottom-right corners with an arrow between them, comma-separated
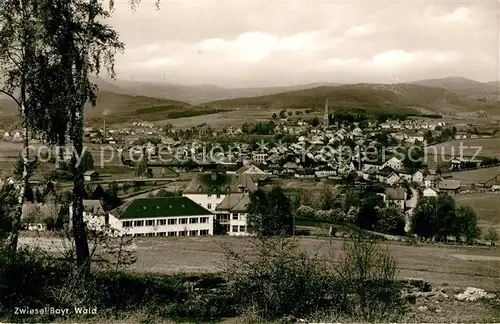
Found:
183,171 -> 258,235
215,193 -> 252,236
108,197 -> 213,237
69,200 -> 106,231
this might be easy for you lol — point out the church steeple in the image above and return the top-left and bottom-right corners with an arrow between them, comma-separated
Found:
323,98 -> 329,130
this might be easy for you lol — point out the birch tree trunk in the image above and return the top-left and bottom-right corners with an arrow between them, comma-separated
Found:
71,107 -> 90,270
7,104 -> 29,262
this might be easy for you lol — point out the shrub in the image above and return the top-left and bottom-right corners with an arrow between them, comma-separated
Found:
221,236 -> 332,320
334,232 -> 406,322
295,205 -> 315,219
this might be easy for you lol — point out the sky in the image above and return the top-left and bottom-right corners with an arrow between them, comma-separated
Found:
108,0 -> 499,87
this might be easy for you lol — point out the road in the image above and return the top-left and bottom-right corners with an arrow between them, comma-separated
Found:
43,177 -> 181,188
18,235 -> 500,290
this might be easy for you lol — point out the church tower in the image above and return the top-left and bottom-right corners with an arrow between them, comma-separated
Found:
323,98 -> 329,130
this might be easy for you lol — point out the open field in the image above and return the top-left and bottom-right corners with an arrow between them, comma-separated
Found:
456,193 -> 500,233
143,108 -> 279,130
445,166 -> 500,185
19,235 -> 500,290
429,138 -> 500,159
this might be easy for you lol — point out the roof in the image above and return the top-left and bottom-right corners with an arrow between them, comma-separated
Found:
385,187 -> 406,200
438,180 -> 461,190
215,193 -> 251,212
84,170 -> 98,176
21,202 -> 62,220
113,197 -> 212,220
83,200 -> 105,214
236,164 -> 266,175
183,172 -> 258,194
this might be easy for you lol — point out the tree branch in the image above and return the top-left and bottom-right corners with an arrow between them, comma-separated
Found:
0,88 -> 21,108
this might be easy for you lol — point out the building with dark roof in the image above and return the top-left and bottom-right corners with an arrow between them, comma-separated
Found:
437,180 -> 461,195
215,193 -> 252,236
108,197 -> 213,237
183,171 -> 258,213
384,187 -> 406,209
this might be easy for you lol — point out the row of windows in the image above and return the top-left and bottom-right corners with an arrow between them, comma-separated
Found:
215,213 -> 242,222
232,225 -> 246,233
207,194 -> 221,198
122,217 -> 210,228
128,229 -> 210,237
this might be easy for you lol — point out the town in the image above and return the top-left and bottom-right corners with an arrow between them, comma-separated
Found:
4,100 -> 499,244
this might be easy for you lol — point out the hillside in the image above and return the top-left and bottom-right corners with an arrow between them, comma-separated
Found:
202,83 -> 500,116
0,90 -> 192,126
410,77 -> 487,91
95,78 -> 341,104
411,77 -> 500,103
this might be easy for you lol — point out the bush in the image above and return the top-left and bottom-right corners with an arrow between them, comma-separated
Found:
221,236 -> 333,320
295,205 -> 315,219
334,233 -> 406,321
221,233 -> 406,322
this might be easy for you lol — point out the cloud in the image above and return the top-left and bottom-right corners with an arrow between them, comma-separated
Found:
343,24 -> 377,38
437,6 -> 471,22
372,50 -> 417,68
109,1 -> 497,86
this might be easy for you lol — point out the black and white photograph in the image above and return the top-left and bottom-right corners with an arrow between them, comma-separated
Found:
0,0 -> 499,322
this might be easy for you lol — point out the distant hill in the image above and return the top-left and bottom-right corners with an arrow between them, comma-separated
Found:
0,90 -> 192,126
94,77 -> 341,105
410,76 -> 487,91
410,77 -> 499,103
203,82 -> 500,116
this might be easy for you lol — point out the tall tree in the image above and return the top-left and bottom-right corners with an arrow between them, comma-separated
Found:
37,0 -> 123,270
0,0 -> 49,259
455,205 -> 480,244
247,187 -> 293,236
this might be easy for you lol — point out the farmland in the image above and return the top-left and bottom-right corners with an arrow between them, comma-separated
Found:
446,166 -> 500,185
456,193 -> 500,232
19,235 -> 500,290
428,138 -> 500,159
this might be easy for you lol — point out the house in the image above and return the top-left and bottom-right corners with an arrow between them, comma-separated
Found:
236,164 -> 266,176
21,202 -> 62,231
215,193 -> 251,236
422,187 -> 438,197
384,187 -> 406,209
438,180 -> 461,195
412,171 -> 424,184
383,157 -> 403,171
386,173 -> 401,186
69,200 -> 106,231
283,162 -> 299,173
183,172 -> 258,213
84,170 -> 99,182
108,197 -> 214,237
252,152 -> 268,164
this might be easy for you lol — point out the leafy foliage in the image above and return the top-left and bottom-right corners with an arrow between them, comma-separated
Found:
374,206 -> 406,236
247,187 -> 293,236
411,195 -> 480,243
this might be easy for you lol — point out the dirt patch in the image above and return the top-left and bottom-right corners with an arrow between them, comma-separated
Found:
451,254 -> 500,262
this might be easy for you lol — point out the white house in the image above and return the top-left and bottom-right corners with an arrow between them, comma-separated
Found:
21,202 -> 62,231
236,164 -> 266,176
386,173 -> 401,186
108,197 -> 214,237
422,187 -> 438,197
215,193 -> 252,236
383,157 -> 403,171
412,171 -> 424,183
183,172 -> 258,213
384,187 -> 406,210
69,200 -> 106,231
